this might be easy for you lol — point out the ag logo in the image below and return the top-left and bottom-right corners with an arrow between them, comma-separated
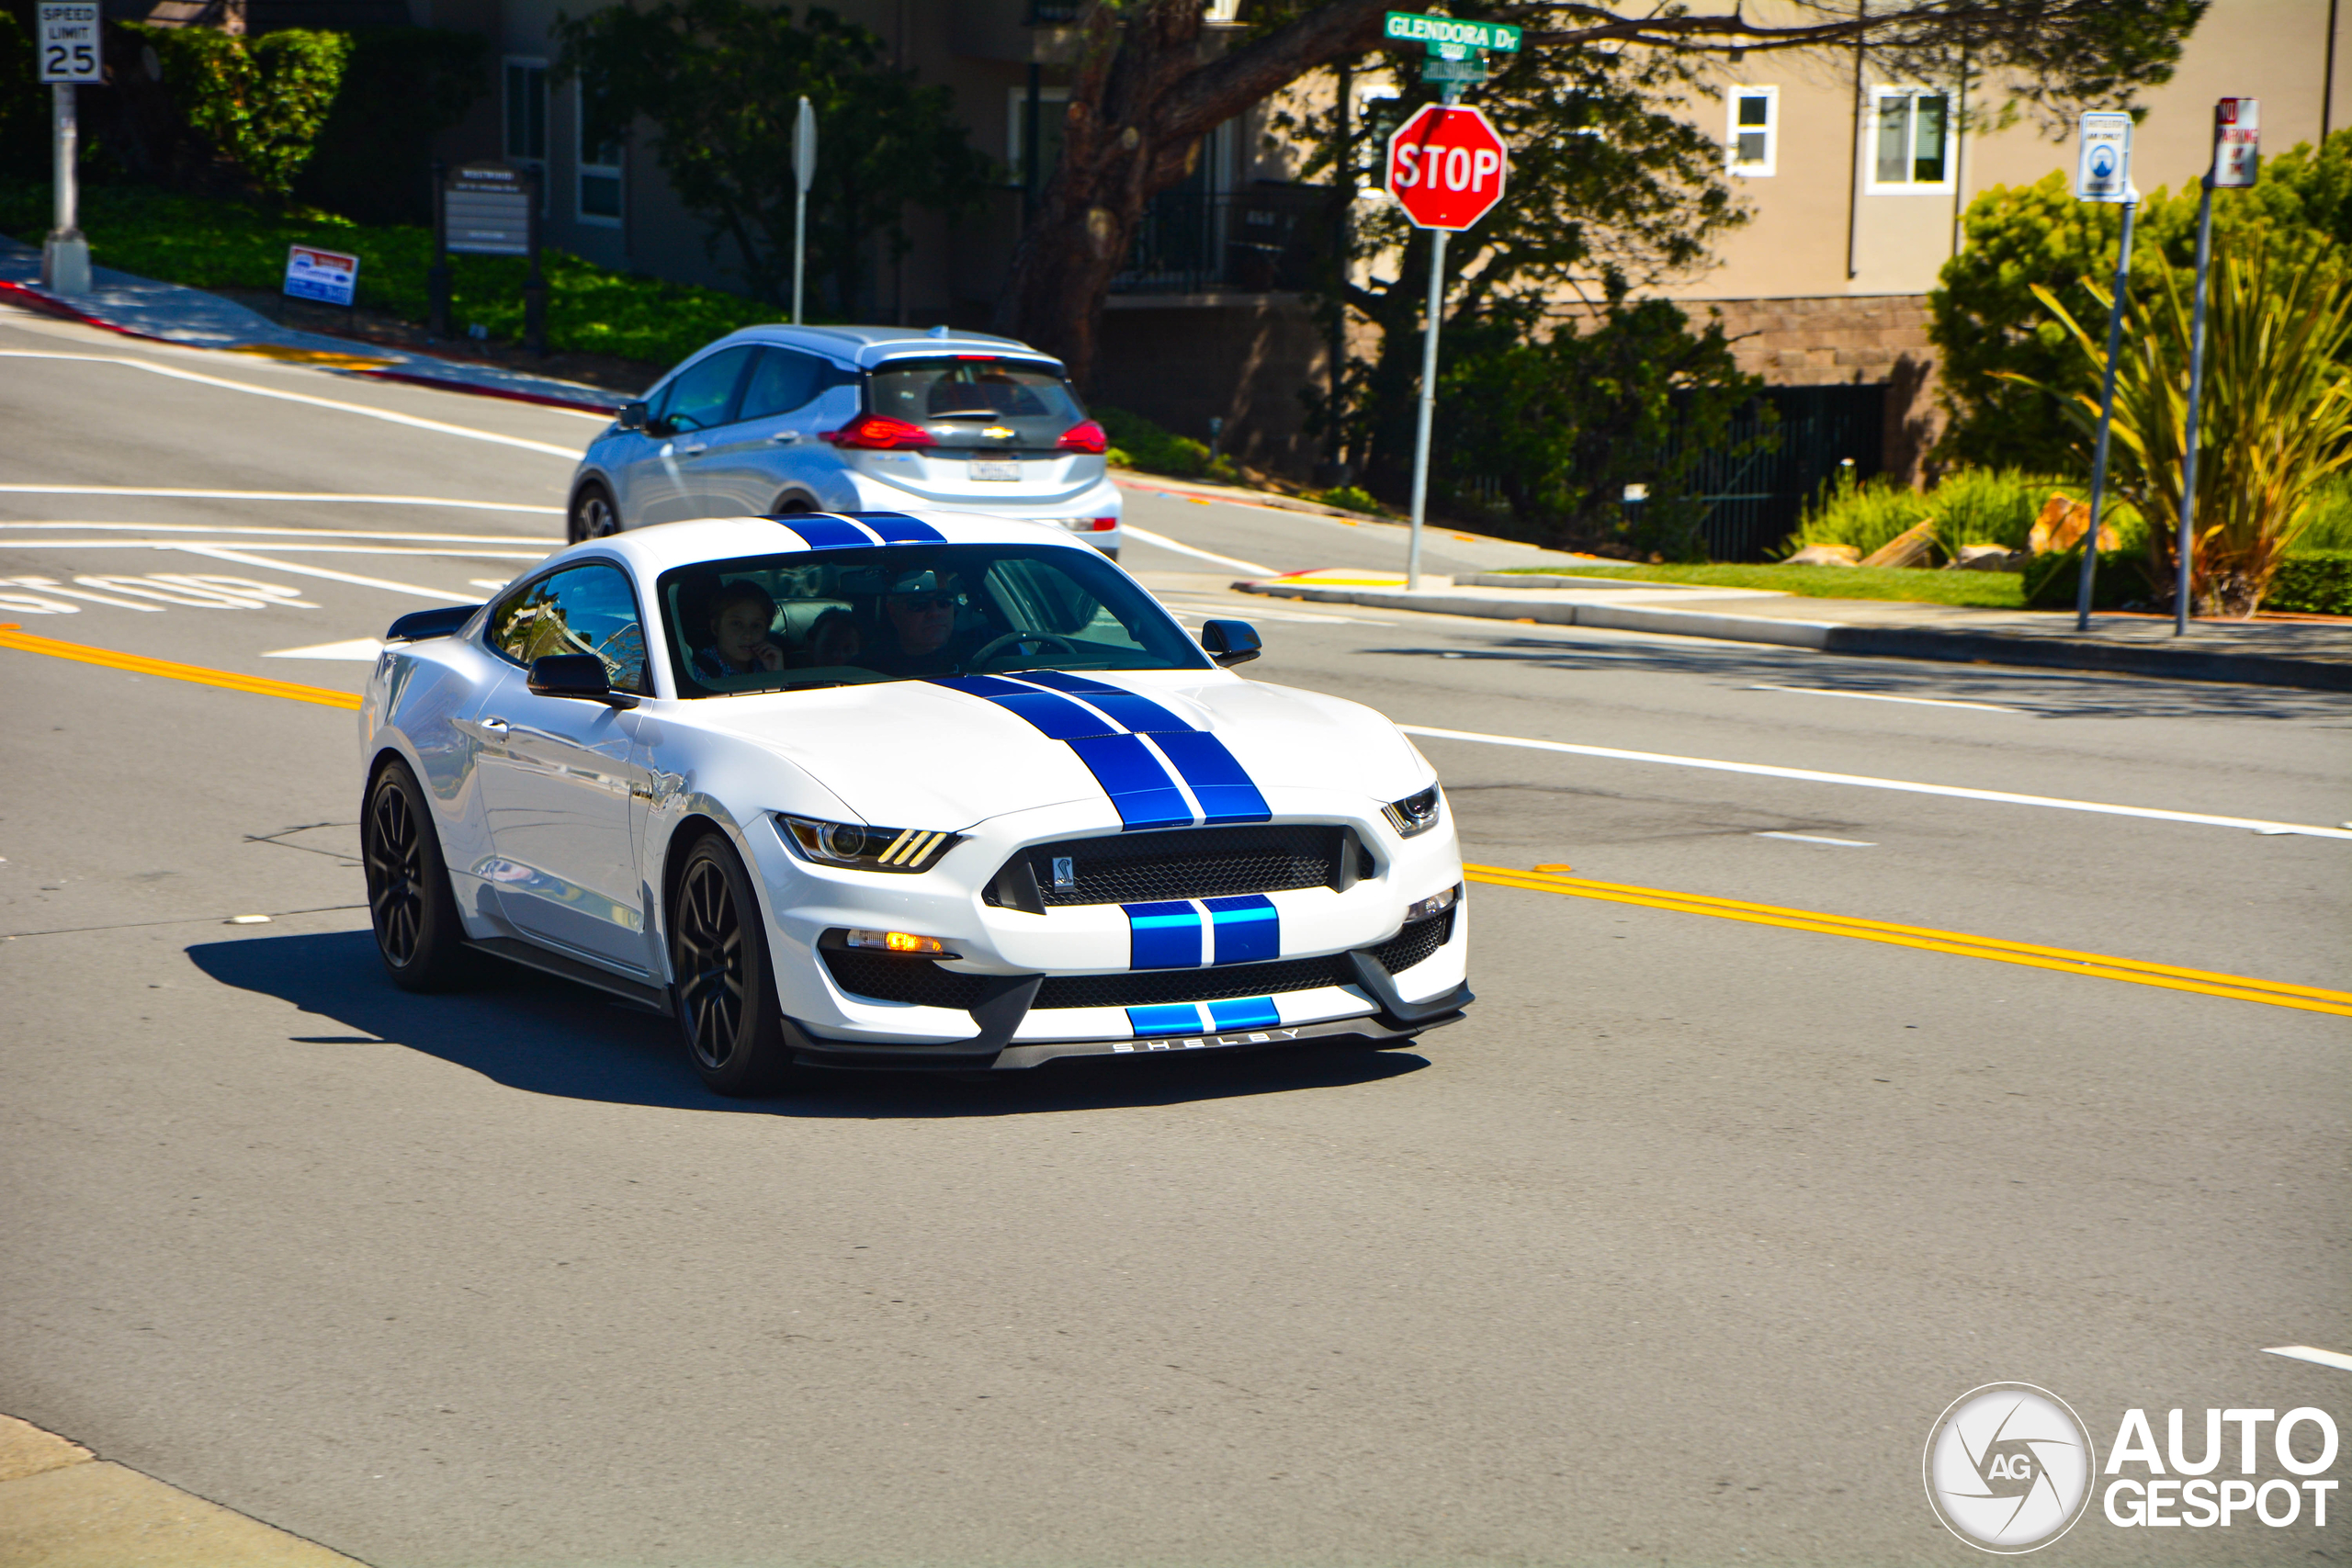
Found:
1924,1383 -> 2096,1553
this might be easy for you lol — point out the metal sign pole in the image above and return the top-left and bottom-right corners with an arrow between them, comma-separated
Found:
2177,170 -> 2216,635
2075,195 -> 2135,631
43,83 -> 89,294
1405,225 -> 1449,591
792,96 -> 815,326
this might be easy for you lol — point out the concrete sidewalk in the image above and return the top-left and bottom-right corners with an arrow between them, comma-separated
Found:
1239,570 -> 2352,691
0,1415 -> 363,1566
1,239 -> 623,414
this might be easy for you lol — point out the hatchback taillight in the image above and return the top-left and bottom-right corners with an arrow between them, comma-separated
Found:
1057,420 -> 1109,455
823,413 -> 935,450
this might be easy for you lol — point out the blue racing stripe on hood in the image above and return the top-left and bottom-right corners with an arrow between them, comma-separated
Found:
1148,730 -> 1270,823
1065,735 -> 1193,829
927,675 -> 1116,740
1011,670 -> 1193,735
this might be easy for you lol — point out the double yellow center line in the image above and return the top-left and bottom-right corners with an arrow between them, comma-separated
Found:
1465,863 -> 2352,1018
4,625 -> 2339,1018
0,624 -> 363,710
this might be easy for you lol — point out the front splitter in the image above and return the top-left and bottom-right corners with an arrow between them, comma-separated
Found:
786,1003 -> 1463,1073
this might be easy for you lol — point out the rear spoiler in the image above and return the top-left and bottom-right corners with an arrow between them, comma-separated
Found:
384,604 -> 482,642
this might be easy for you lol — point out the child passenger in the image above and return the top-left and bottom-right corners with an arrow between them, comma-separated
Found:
693,581 -> 785,679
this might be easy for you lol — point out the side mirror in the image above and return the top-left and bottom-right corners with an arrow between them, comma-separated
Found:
616,400 -> 650,433
1199,619 -> 1261,668
528,653 -> 639,708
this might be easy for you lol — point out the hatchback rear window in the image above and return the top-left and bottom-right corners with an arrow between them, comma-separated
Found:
866,357 -> 1088,451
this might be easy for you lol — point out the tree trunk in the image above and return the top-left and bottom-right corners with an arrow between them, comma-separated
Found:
995,0 -> 1389,388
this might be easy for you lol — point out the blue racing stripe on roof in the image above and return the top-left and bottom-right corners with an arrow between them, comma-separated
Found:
777,514 -> 876,549
1064,734 -> 1194,830
1148,731 -> 1270,824
857,513 -> 947,543
1206,996 -> 1281,1032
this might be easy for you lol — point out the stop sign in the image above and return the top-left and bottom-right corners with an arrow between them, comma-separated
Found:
1385,103 -> 1509,231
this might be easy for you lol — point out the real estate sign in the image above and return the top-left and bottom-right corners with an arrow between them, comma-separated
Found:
283,244 -> 359,307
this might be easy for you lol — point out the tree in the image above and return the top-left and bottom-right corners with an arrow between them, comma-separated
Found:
1930,130 -> 2352,469
1284,36 -> 1743,517
1432,298 -> 1766,557
126,24 -> 352,201
997,0 -> 2208,388
2019,243 -> 2352,616
555,1 -> 993,310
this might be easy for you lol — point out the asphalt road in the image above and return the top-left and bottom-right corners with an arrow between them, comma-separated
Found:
3,304 -> 2347,1568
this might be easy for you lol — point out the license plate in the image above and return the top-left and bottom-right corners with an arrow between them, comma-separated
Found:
967,459 -> 1020,482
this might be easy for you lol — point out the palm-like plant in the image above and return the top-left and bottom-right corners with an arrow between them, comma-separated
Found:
2018,241 -> 2352,617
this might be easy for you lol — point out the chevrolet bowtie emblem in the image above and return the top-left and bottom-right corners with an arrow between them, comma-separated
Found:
982,425 -> 1015,440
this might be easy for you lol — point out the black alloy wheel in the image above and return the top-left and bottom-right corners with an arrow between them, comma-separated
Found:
671,834 -> 797,1095
569,484 -> 620,543
361,759 -> 471,990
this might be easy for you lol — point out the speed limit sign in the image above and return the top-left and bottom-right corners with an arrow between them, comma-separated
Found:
39,3 -> 102,83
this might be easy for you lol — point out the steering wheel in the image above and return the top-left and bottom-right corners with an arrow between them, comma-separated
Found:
967,631 -> 1079,668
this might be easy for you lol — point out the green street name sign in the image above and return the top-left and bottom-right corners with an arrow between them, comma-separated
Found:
1383,11 -> 1523,54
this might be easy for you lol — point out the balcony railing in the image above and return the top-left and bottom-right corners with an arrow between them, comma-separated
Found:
1111,185 -> 1338,296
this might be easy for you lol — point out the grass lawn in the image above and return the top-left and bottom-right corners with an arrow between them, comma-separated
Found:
0,183 -> 778,367
1495,562 -> 2029,609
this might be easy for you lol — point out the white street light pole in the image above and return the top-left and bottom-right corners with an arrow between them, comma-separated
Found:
792,96 -> 816,326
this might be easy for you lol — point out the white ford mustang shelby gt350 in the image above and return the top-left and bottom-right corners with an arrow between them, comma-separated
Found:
358,511 -> 1470,1092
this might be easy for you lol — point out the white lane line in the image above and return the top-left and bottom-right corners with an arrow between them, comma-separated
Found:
0,487 -> 563,513
1750,683 -> 2024,714
0,353 -> 582,458
169,544 -> 477,603
1400,723 -> 2352,841
263,638 -> 387,661
1158,598 -> 1374,626
1120,523 -> 1275,575
1756,831 -> 1876,847
0,525 -> 552,544
2265,1346 -> 2352,1373
2,574 -> 164,610
470,577 -> 517,591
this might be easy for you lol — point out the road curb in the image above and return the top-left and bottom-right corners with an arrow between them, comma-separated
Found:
1236,581 -> 2352,691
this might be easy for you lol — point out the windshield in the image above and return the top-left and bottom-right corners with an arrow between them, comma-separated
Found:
656,543 -> 1211,698
865,356 -> 1088,452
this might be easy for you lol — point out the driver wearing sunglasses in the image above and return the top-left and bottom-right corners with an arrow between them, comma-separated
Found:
870,570 -> 977,676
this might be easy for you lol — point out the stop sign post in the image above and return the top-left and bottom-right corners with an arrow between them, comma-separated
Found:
1386,102 -> 1509,587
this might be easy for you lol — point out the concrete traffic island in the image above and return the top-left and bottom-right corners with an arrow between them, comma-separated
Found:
0,1415 -> 364,1566
1237,570 -> 2352,691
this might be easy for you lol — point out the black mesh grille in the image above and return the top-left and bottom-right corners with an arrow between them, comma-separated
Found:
820,950 -> 990,1010
819,910 -> 1455,1012
989,824 -> 1357,908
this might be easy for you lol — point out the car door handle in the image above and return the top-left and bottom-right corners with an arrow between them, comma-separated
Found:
678,442 -> 708,456
768,430 -> 800,444
459,716 -> 508,740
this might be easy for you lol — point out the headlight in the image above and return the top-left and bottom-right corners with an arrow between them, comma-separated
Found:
1382,784 -> 1442,838
777,815 -> 962,874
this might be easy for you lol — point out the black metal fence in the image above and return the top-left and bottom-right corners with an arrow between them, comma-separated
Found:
1673,383 -> 1886,560
1112,185 -> 1336,296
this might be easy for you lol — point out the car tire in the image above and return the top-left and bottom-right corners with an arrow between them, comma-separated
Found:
362,757 -> 475,992
670,832 -> 799,1096
569,483 -> 620,543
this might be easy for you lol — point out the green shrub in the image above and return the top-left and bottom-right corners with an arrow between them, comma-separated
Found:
0,182 -> 780,366
1313,484 -> 1385,515
2298,478 -> 2352,549
128,24 -> 351,199
2267,550 -> 2352,615
1093,406 -> 1234,481
293,28 -> 487,226
1787,466 -> 2148,561
2020,547 -> 2140,609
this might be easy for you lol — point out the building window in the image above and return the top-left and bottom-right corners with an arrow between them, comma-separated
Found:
577,79 -> 623,226
1868,87 -> 1951,192
1007,85 -> 1070,187
503,59 -> 548,212
1727,86 -> 1776,176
